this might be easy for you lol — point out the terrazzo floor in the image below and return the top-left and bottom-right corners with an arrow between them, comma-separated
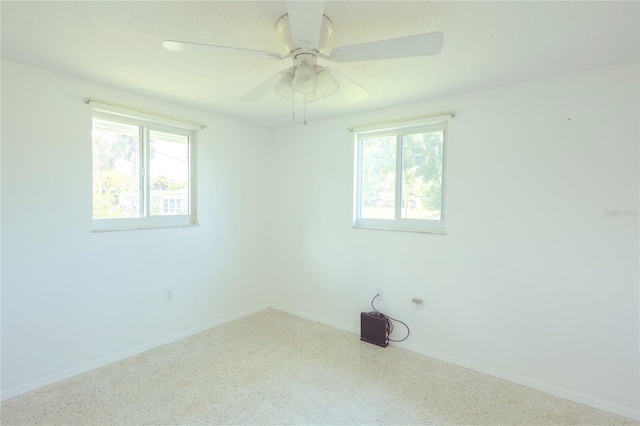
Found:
1,309 -> 637,425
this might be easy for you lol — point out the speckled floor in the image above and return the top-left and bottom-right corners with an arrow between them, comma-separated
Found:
1,309 -> 637,425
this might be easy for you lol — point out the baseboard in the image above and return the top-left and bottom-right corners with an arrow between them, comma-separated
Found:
4,303 -> 638,421
270,304 -> 359,335
269,304 -> 640,421
395,341 -> 640,421
1,304 -> 270,402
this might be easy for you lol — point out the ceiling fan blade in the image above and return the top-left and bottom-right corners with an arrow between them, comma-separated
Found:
329,31 -> 444,63
286,1 -> 325,49
240,71 -> 285,102
163,40 -> 283,60
325,67 -> 371,103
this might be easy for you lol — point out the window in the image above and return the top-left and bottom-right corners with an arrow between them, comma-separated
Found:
354,121 -> 447,233
92,111 -> 197,231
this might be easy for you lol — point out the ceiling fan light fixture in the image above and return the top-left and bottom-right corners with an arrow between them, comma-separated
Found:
297,91 -> 320,103
274,71 -> 294,99
292,61 -> 317,94
315,67 -> 339,99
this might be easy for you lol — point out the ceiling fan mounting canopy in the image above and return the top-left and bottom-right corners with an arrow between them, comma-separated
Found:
276,13 -> 333,54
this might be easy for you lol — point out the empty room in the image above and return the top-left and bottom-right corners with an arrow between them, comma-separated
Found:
1,1 -> 638,424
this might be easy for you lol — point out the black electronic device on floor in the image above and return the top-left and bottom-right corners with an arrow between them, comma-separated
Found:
360,311 -> 389,347
361,294 -> 411,348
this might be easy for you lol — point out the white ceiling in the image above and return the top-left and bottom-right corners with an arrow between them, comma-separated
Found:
2,1 -> 638,128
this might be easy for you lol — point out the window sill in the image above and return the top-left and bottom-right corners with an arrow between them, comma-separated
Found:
352,225 -> 446,235
92,222 -> 199,233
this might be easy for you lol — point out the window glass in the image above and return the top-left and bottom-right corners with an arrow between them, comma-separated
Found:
354,121 -> 447,233
401,131 -> 444,220
91,112 -> 197,231
149,130 -> 189,216
361,135 -> 396,219
92,119 -> 140,219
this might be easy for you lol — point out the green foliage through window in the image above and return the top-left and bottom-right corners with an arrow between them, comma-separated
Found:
355,122 -> 446,232
92,116 -> 191,221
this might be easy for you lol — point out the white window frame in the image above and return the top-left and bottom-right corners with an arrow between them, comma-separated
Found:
353,119 -> 448,234
91,108 -> 198,232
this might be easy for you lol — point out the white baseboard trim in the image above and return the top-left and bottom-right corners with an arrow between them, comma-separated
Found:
1,304 -> 270,402
4,303 -> 638,421
270,304 -> 640,422
396,341 -> 640,421
270,304 -> 359,335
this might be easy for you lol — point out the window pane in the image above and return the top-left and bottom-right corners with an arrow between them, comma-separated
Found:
149,130 -> 189,216
361,135 -> 396,219
401,131 -> 444,220
92,119 -> 140,219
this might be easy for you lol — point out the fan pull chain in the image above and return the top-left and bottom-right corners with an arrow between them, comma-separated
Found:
303,96 -> 308,127
291,58 -> 296,120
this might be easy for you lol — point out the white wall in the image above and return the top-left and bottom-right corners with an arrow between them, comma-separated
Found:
1,61 -> 271,395
2,59 -> 638,420
269,61 -> 640,419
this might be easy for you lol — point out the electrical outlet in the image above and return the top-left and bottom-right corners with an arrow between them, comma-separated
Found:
165,289 -> 174,303
376,288 -> 384,301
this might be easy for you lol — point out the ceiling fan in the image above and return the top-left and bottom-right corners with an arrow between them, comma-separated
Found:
163,1 -> 443,120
